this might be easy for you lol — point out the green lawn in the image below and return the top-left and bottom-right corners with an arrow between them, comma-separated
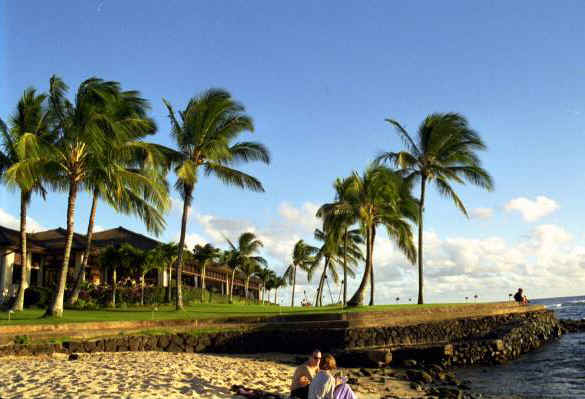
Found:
0,303 -> 459,326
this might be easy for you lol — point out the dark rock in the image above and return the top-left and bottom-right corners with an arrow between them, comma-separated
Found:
68,353 -> 79,361
409,381 -> 423,391
402,359 -> 417,368
406,370 -> 433,384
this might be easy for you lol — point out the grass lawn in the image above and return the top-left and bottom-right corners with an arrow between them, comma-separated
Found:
0,303 -> 461,326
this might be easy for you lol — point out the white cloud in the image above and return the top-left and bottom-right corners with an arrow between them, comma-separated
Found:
93,225 -> 106,233
470,207 -> 493,220
0,207 -> 46,233
278,202 -> 321,234
505,196 -> 559,222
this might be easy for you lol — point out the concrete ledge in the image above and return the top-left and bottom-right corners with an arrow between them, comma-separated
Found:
0,303 -> 543,343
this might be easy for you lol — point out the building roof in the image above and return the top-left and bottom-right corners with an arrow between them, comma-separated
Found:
92,227 -> 162,250
0,225 -> 47,252
29,228 -> 86,250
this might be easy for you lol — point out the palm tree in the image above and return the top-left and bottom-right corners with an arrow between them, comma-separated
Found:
68,87 -> 171,305
256,267 -> 276,304
163,90 -> 270,310
239,257 -> 266,302
192,243 -> 222,303
98,244 -> 138,307
135,246 -> 166,306
317,178 -> 360,307
5,76 -> 143,317
310,226 -> 363,306
377,113 -> 493,304
0,88 -> 51,312
284,240 -> 318,307
224,232 -> 265,303
272,275 -> 287,304
160,242 -> 180,303
342,165 -> 418,307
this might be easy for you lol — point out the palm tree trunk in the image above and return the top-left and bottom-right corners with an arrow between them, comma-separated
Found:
166,262 -> 173,303
348,225 -> 372,307
343,228 -> 348,307
68,190 -> 98,305
274,288 -> 278,304
418,176 -> 426,305
369,227 -> 377,306
245,276 -> 250,303
229,268 -> 236,303
200,264 -> 206,303
140,273 -> 145,306
176,187 -> 193,310
11,191 -> 29,312
112,267 -> 117,307
316,258 -> 329,306
45,180 -> 78,318
290,264 -> 297,307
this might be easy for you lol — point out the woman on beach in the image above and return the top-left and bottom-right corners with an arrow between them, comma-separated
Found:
308,354 -> 356,399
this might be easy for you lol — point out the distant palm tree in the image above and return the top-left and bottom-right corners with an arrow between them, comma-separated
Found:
192,243 -> 222,303
342,165 -> 418,307
160,242 -> 180,303
317,178 -> 362,307
284,240 -> 318,307
310,227 -> 362,307
136,246 -> 166,306
257,267 -> 276,304
377,113 -> 493,304
163,90 -> 270,310
0,88 -> 51,312
272,275 -> 287,304
68,87 -> 170,305
240,256 -> 266,302
98,244 -> 139,307
225,232 -> 266,303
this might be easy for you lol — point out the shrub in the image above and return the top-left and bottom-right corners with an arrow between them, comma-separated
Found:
24,287 -> 53,308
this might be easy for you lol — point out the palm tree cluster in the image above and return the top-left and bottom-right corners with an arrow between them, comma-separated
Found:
286,113 -> 493,307
0,77 -> 270,317
1,74 -> 493,313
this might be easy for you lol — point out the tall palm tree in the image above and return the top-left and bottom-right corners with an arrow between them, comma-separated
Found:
225,232 -> 266,303
5,76 -> 141,317
192,243 -> 222,302
284,240 -> 318,307
68,88 -> 171,305
377,113 -> 493,304
342,165 -> 418,307
0,88 -> 51,311
163,90 -> 270,310
98,244 -> 138,307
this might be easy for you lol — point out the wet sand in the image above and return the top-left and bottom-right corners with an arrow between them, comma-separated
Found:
0,352 -> 420,398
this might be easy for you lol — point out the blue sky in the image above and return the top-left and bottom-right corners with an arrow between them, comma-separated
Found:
2,1 -> 585,304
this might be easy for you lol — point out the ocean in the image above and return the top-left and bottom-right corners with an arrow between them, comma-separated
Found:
456,295 -> 585,399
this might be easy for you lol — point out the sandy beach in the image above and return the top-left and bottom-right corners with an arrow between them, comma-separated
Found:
0,352 -> 421,399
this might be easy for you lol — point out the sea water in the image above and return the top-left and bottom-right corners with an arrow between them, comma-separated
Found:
456,295 -> 585,399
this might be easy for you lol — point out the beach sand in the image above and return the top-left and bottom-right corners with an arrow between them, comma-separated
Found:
0,352 -> 421,398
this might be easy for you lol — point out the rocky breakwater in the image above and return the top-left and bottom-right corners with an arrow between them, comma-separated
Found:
560,318 -> 585,333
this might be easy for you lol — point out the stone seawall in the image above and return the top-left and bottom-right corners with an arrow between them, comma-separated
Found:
0,309 -> 563,367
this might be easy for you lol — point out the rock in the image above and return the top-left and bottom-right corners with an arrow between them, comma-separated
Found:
406,369 -> 433,384
359,368 -> 373,377
437,387 -> 463,399
402,359 -> 417,368
336,349 -> 392,368
68,353 -> 79,361
409,381 -> 423,391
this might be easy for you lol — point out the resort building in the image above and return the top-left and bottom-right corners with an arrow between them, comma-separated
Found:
0,225 -> 261,300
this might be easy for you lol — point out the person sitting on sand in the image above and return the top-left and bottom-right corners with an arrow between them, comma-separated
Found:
291,349 -> 321,399
514,288 -> 528,305
308,354 -> 356,399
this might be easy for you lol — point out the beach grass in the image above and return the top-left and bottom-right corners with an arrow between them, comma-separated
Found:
0,303 -> 460,326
